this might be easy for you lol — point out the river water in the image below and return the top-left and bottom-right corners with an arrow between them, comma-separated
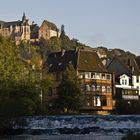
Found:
1,115 -> 140,140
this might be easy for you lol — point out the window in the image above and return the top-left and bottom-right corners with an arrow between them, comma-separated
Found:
96,85 -> 100,91
96,73 -> 100,79
94,96 -> 101,106
58,62 -> 62,66
48,87 -> 53,96
49,64 -> 52,67
122,79 -> 125,85
136,76 -> 139,83
86,84 -> 90,91
79,72 -> 84,79
106,74 -> 111,80
91,72 -> 95,79
107,86 -> 112,92
102,74 -> 106,80
101,97 -> 107,106
91,84 -> 95,91
85,72 -> 90,79
125,79 -> 127,85
102,86 -> 106,92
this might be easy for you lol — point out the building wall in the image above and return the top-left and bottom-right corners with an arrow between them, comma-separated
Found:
78,71 -> 113,112
0,28 -> 11,37
39,22 -> 49,40
39,21 -> 59,40
133,75 -> 140,94
21,25 -> 31,41
0,17 -> 60,44
50,29 -> 60,38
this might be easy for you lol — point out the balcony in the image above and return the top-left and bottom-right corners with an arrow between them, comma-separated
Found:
84,91 -> 112,96
84,79 -> 112,84
82,106 -> 113,111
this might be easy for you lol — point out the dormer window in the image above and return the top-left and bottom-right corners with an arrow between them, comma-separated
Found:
49,64 -> 52,67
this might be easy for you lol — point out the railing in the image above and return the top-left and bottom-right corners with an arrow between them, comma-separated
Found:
84,79 -> 112,84
84,91 -> 112,96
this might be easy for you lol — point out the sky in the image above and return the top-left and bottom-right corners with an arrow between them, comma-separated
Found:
0,0 -> 140,55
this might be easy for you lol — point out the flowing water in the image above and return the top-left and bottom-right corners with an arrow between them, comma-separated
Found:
1,115 -> 140,140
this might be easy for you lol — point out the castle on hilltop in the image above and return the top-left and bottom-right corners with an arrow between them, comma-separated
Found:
0,13 -> 60,45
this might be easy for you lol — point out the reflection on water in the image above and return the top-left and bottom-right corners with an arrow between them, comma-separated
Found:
1,134 -> 124,140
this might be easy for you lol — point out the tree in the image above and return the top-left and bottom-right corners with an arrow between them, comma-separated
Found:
0,36 -> 52,130
60,24 -> 73,50
55,64 -> 82,113
39,37 -> 61,60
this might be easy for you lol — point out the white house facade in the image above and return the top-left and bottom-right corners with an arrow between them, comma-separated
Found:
132,75 -> 140,95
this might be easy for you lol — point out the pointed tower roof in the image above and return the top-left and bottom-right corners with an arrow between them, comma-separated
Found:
22,12 -> 26,22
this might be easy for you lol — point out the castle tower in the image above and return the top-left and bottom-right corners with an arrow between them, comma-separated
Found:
21,12 -> 30,42
22,12 -> 26,23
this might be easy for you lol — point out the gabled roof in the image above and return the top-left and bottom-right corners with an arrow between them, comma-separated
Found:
41,20 -> 59,31
107,57 -> 132,77
2,21 -> 22,28
136,56 -> 140,69
77,50 -> 106,72
107,55 -> 140,77
47,50 -> 78,72
117,55 -> 140,75
47,49 -> 106,73
119,74 -> 130,79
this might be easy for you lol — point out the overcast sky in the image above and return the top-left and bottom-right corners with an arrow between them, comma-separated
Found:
0,0 -> 140,55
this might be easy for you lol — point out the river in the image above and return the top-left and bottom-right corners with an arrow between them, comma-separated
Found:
1,115 -> 140,140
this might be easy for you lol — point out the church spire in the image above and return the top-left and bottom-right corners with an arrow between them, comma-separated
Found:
22,12 -> 26,22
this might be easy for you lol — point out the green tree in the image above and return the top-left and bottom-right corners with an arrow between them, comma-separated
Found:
0,36 -> 52,130
39,37 -> 61,60
55,64 -> 82,113
60,24 -> 73,50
